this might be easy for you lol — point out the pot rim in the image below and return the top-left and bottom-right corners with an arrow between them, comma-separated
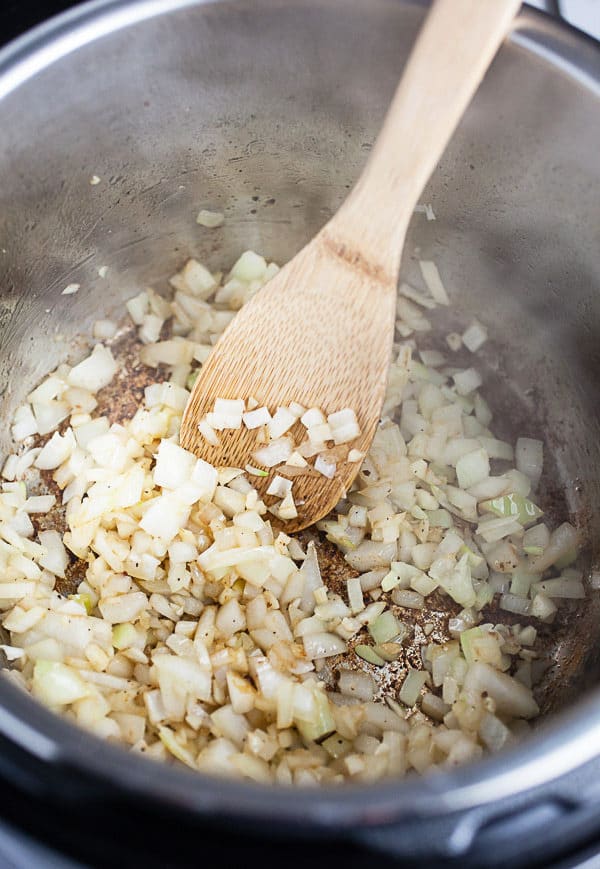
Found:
0,0 -> 599,830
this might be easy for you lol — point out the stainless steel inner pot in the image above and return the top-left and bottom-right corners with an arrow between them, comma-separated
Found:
0,0 -> 599,864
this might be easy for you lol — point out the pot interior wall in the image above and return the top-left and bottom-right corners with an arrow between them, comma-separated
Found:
0,0 -> 599,709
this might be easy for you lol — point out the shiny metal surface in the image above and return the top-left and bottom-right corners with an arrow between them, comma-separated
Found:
0,0 -> 599,851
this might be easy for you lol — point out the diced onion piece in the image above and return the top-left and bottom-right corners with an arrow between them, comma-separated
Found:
93,319 -> 117,341
68,344 -> 117,392
252,437 -> 293,468
422,692 -> 449,721
347,577 -> 364,614
478,438 -> 513,461
530,592 -> 557,620
453,368 -> 482,396
476,515 -> 523,543
303,632 -> 347,659
461,320 -> 488,352
62,283 -> 80,296
277,491 -> 298,521
300,407 -> 325,428
11,405 -> 38,441
355,645 -> 386,666
126,291 -> 148,325
446,332 -> 462,351
139,314 -> 164,345
464,662 -> 539,719
34,430 -> 75,470
419,260 -> 449,305
480,493 -> 543,527
245,464 -> 268,477
500,593 -> 531,615
230,250 -> 267,282
266,475 -> 293,499
338,669 -> 375,702
207,398 -> 245,430
140,494 -> 190,543
0,644 -> 24,661
198,418 -> 220,446
523,523 -> 550,556
414,204 -> 436,222
24,495 -> 56,513
141,339 -> 194,368
314,455 -> 336,479
347,449 -> 364,463
153,440 -> 196,490
327,409 -> 361,445
515,438 -> 543,489
287,451 -> 308,468
181,259 -> 217,298
529,522 -> 578,573
32,661 -> 89,706
391,589 -> 425,610
399,669 -> 428,706
479,712 -> 511,752
38,530 -> 69,578
532,577 -> 585,599
197,209 -> 224,228
268,407 -> 297,439
243,407 -> 272,429
99,591 -> 148,624
345,541 -> 396,572
456,448 -> 490,489
369,610 -> 400,644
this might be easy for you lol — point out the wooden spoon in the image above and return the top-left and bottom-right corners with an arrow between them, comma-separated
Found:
181,0 -> 520,532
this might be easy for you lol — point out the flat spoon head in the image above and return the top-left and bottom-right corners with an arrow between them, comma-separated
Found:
180,228 -> 399,532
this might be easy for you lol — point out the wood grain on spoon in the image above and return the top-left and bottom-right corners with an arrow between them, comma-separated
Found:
180,0 -> 521,532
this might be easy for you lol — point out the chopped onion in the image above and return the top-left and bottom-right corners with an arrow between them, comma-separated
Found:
32,661 -> 89,706
180,259 -> 217,298
243,406 -> 272,429
529,523 -> 578,573
347,577 -> 364,614
368,611 -> 400,645
197,209 -> 224,228
399,669 -> 428,706
314,455 -> 336,479
252,436 -> 293,468
303,632 -> 347,660
500,593 -> 531,615
0,242 -> 585,787
345,541 -> 396,572
391,589 -> 424,610
461,320 -> 488,353
198,418 -> 220,446
338,669 -> 375,702
453,368 -> 482,396
456,448 -> 490,489
464,662 -> 539,719
68,344 -> 117,392
327,408 -> 361,445
230,250 -> 267,282
515,438 -> 543,489
38,530 -> 69,578
419,260 -> 449,305
355,645 -> 386,666
532,577 -> 585,599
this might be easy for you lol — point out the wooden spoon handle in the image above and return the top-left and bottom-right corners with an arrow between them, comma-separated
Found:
330,0 -> 521,272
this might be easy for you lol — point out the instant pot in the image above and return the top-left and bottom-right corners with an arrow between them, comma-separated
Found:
0,1 -> 599,866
